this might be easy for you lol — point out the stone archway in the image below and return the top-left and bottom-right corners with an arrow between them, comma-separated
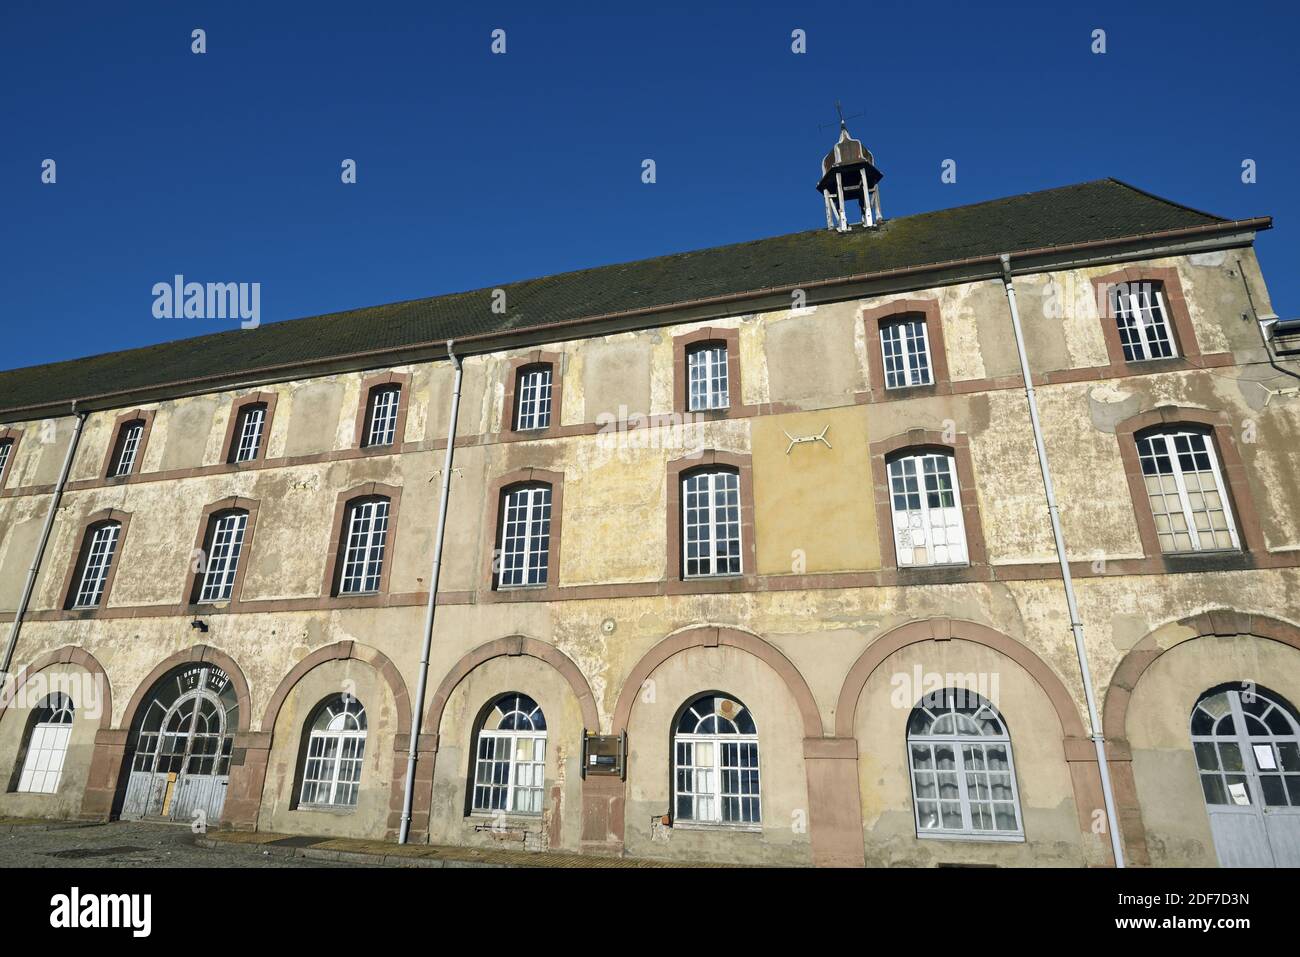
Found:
835,619 -> 1108,865
413,635 -> 600,847
100,645 -> 251,824
1103,610 -> 1300,865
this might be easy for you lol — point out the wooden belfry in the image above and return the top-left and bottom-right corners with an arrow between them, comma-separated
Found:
817,104 -> 883,231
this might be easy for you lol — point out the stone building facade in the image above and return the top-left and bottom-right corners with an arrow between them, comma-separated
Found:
0,172 -> 1297,867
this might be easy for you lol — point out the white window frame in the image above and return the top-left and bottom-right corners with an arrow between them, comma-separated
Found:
338,498 -> 389,594
0,439 -> 12,484
906,691 -> 1024,841
198,511 -> 248,603
497,485 -> 551,588
73,523 -> 121,608
1136,429 -> 1240,554
673,695 -> 761,828
880,317 -> 934,388
1112,282 -> 1178,362
888,451 -> 968,567
112,422 -> 144,476
299,696 -> 367,809
471,694 -> 547,815
514,366 -> 553,431
681,469 -> 742,578
687,343 -> 730,411
1192,687 -> 1300,810
233,405 -> 266,462
364,387 -> 401,447
17,694 -> 74,794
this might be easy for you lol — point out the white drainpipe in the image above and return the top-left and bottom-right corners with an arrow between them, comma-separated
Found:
0,407 -> 87,685
399,342 -> 463,844
998,255 -> 1125,867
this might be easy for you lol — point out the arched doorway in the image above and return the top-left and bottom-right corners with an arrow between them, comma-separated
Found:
1191,683 -> 1300,867
120,663 -> 239,823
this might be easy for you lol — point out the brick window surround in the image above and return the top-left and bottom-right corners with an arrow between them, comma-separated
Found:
500,351 -> 565,437
1114,406 -> 1264,559
1091,267 -> 1200,367
221,392 -> 279,465
322,483 -> 404,597
861,299 -> 952,399
60,508 -> 132,613
183,496 -> 262,606
0,427 -> 24,490
869,430 -> 988,570
673,327 -> 753,417
353,372 -> 412,451
665,450 -> 756,589
484,468 -> 565,598
101,409 -> 156,480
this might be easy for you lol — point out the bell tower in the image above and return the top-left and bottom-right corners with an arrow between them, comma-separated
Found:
816,107 -> 883,231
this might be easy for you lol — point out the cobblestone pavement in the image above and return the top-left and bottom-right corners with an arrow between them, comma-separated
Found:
0,820 -> 370,868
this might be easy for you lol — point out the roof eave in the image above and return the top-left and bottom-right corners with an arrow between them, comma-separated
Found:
0,215 -> 1272,423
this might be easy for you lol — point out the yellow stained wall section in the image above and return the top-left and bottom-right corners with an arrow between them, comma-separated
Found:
752,405 -> 880,574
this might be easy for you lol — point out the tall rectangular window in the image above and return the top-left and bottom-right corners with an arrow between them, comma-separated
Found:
1136,430 -> 1239,553
687,343 -> 729,411
888,452 -> 968,567
1112,282 -> 1177,361
682,470 -> 741,577
74,523 -> 121,608
198,512 -> 248,602
880,318 -> 934,388
498,486 -> 551,587
339,499 -> 389,593
0,439 -> 12,484
232,405 -> 266,462
514,366 -> 553,431
364,387 -> 400,447
112,423 -> 144,476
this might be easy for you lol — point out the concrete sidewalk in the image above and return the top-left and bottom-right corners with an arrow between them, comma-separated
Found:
198,829 -> 706,868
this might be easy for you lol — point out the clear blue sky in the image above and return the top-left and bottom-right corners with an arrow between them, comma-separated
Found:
2,0 -> 1295,371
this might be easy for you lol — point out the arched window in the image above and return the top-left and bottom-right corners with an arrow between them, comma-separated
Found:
887,449 -> 967,567
681,468 -> 741,578
230,403 -> 267,462
15,693 -> 74,794
673,694 -> 760,826
1135,427 -> 1239,553
686,341 -> 730,411
196,509 -> 249,603
362,384 -> 402,447
0,437 -> 15,486
513,364 -> 554,431
497,484 -> 552,588
1192,685 -> 1300,811
1191,684 -> 1300,867
879,315 -> 933,388
906,688 -> 1023,839
1110,280 -> 1177,361
337,496 -> 390,594
109,419 -> 146,477
68,520 -> 122,608
299,696 -> 367,809
471,693 -> 547,814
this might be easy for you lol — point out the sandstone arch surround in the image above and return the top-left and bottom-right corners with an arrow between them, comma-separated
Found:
834,618 -> 1110,865
412,635 -> 600,846
80,643 -> 251,821
220,640 -> 411,834
0,646 -> 112,820
1102,610 -> 1300,866
607,626 -> 855,864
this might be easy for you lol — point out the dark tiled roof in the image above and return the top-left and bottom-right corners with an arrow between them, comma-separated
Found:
0,178 -> 1241,417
